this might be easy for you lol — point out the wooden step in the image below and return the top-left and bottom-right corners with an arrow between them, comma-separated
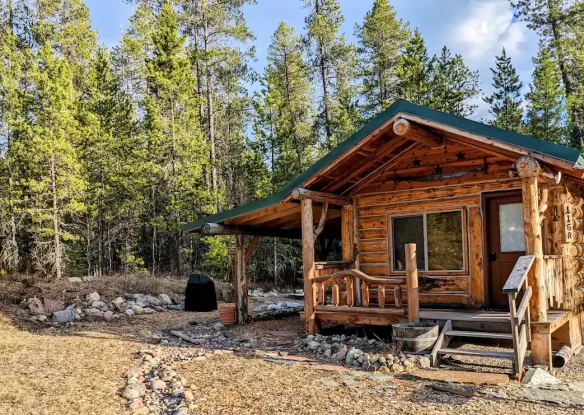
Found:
437,348 -> 515,360
445,330 -> 513,341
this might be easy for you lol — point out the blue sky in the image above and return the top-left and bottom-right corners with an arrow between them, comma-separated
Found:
85,0 -> 539,120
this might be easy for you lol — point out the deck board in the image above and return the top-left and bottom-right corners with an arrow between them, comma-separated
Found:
420,308 -> 568,328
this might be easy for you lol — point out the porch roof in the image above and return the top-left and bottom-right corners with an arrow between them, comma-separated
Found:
184,99 -> 584,234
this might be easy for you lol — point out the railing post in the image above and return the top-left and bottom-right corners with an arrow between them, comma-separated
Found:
301,199 -> 316,334
405,243 -> 420,323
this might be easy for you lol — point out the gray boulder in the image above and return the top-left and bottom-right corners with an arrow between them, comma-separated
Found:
121,383 -> 146,400
345,348 -> 364,365
91,300 -> 109,311
158,294 -> 172,305
53,308 -> 75,323
68,277 -> 82,283
125,308 -> 135,317
84,308 -> 104,321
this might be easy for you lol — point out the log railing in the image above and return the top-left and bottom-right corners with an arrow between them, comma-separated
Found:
503,255 -> 533,378
542,255 -> 566,309
310,244 -> 421,320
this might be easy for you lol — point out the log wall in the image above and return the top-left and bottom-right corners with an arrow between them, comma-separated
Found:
354,177 -> 522,306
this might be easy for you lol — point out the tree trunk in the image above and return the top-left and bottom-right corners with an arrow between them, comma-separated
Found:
315,0 -> 332,144
203,12 -> 218,212
547,0 -> 583,148
50,153 -> 62,279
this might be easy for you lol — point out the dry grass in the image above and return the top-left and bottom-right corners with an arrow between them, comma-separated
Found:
177,354 -> 581,415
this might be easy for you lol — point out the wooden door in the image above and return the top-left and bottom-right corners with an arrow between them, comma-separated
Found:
487,194 -> 526,308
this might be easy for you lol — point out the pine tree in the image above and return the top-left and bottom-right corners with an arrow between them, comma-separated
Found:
304,0 -> 359,149
25,42 -> 86,278
179,0 -> 255,211
355,0 -> 410,116
525,43 -> 567,144
143,0 -> 209,275
265,22 -> 315,187
483,48 -> 524,132
427,46 -> 480,117
396,28 -> 429,105
513,0 -> 584,148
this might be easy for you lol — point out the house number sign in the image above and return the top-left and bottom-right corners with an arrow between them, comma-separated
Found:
565,205 -> 574,243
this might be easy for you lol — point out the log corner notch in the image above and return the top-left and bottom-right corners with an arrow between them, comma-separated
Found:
392,118 -> 445,148
515,155 -> 551,367
291,188 -> 352,206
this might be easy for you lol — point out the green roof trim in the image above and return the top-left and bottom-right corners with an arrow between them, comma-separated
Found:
184,100 -> 584,232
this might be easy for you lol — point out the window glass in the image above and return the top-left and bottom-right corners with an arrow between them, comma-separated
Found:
392,215 -> 425,270
499,203 -> 526,252
427,211 -> 464,270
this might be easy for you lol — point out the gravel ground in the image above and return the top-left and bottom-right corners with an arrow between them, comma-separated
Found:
1,304 -> 584,415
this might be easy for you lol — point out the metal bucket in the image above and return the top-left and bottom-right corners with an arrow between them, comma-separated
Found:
392,322 -> 439,353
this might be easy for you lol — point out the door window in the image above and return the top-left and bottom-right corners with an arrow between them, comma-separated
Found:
499,203 -> 526,252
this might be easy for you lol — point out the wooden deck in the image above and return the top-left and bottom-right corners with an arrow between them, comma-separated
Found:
420,308 -> 570,332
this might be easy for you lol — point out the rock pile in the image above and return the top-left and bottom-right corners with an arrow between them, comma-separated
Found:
121,348 -> 233,414
27,292 -> 177,326
294,334 -> 431,373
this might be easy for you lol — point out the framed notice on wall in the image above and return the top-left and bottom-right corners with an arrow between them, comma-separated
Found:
565,205 -> 574,243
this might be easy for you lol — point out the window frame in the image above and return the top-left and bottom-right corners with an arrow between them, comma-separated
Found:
390,209 -> 467,274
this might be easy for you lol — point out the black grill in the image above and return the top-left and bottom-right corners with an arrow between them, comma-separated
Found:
184,273 -> 218,312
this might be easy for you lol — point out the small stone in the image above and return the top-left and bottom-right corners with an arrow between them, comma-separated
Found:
142,307 -> 155,314
68,277 -> 82,283
402,358 -> 413,367
150,379 -> 167,391
173,408 -> 188,415
357,357 -> 364,364
324,349 -> 332,358
522,368 -> 560,387
145,295 -> 161,307
158,294 -> 172,305
87,292 -> 100,302
379,356 -> 386,365
213,322 -> 225,331
84,308 -> 104,321
131,305 -> 144,315
418,356 -> 431,369
91,300 -> 109,311
390,363 -> 403,373
103,311 -> 114,321
127,399 -> 144,409
361,361 -> 370,371
183,390 -> 194,402
336,344 -> 348,361
368,339 -> 376,345
38,314 -> 48,323
121,383 -> 146,400
307,341 -> 320,350
378,366 -> 391,374
125,308 -> 136,317
74,313 -> 81,321
370,355 -> 379,364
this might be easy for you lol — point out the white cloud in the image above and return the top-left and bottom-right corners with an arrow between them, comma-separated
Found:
450,0 -> 528,62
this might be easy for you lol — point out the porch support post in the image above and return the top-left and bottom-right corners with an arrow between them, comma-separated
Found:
405,243 -> 420,323
235,234 -> 248,324
516,156 -> 551,367
301,199 -> 316,334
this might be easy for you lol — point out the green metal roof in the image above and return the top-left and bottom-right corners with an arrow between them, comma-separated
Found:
184,99 -> 584,232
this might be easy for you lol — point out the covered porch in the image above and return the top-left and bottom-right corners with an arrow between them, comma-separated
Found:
184,100 -> 584,376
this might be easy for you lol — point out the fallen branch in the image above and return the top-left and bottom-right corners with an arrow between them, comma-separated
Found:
170,331 -> 200,344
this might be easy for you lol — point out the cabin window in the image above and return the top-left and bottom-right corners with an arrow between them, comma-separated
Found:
392,210 -> 464,272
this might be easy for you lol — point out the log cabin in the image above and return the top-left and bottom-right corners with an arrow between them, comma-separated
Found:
184,100 -> 584,376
